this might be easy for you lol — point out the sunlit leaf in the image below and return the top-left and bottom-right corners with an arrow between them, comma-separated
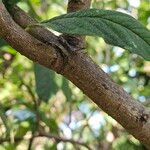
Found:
15,121 -> 30,137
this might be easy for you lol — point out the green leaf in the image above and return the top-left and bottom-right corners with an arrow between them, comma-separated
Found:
61,78 -> 72,101
40,111 -> 59,134
15,121 -> 30,137
0,39 -> 7,47
42,9 -> 150,61
34,64 -> 58,102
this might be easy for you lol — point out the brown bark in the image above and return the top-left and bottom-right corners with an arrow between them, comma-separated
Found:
0,2 -> 150,149
0,4 -> 63,72
67,0 -> 91,12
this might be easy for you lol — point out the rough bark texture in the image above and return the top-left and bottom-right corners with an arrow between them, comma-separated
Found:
67,0 -> 91,12
62,53 -> 150,148
0,4 -> 63,71
0,2 -> 150,149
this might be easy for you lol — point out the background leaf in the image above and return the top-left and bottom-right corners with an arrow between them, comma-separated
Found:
34,64 -> 58,102
0,39 -> 7,47
2,0 -> 21,7
42,9 -> 150,61
61,78 -> 72,101
40,110 -> 59,134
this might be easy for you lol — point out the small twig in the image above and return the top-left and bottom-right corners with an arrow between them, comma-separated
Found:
0,103 -> 10,138
39,132 -> 92,150
27,135 -> 34,150
0,137 -> 23,144
20,79 -> 36,103
20,78 -> 41,133
0,132 -> 92,150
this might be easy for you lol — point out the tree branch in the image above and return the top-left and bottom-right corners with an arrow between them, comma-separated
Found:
9,6 -> 60,46
0,2 -> 150,149
62,52 -> 150,149
0,3 -> 63,72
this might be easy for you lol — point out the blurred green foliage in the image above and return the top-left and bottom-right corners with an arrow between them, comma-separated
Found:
0,0 -> 149,149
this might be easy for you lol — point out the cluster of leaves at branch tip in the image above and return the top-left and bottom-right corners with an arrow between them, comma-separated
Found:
41,9 -> 150,61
